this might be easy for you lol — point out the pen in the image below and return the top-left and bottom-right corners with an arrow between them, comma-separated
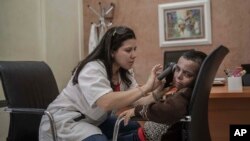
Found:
224,68 -> 232,77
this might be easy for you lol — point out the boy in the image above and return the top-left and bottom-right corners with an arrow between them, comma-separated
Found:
119,50 -> 207,141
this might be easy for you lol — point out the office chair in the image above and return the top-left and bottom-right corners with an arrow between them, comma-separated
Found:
112,45 -> 229,141
241,64 -> 250,86
0,61 -> 59,141
181,45 -> 229,141
163,49 -> 194,69
242,75 -> 250,86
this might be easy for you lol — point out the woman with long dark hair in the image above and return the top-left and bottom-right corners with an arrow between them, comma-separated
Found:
39,26 -> 162,141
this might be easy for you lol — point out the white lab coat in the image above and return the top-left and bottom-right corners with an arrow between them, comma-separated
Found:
88,23 -> 98,54
39,60 -> 137,141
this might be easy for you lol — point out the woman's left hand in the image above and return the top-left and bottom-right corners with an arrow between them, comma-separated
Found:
118,108 -> 135,126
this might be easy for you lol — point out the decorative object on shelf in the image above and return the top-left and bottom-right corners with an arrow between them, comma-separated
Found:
158,0 -> 211,47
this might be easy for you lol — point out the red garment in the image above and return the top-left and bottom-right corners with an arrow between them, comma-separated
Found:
165,86 -> 177,96
114,83 -> 120,91
138,127 -> 146,141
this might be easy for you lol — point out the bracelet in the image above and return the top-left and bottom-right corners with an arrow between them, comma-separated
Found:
137,86 -> 146,97
152,91 -> 161,101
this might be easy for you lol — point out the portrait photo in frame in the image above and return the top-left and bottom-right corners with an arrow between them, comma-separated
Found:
158,0 -> 211,47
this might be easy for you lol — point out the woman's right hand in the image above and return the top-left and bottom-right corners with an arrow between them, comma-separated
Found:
143,64 -> 163,93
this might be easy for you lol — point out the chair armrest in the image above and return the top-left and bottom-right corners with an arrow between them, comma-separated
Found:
4,107 -> 45,114
112,116 -> 146,141
130,115 -> 191,122
4,107 -> 58,141
112,116 -> 125,141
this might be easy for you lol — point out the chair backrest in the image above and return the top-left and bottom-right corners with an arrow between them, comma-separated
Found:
0,61 -> 59,141
163,49 -> 194,69
184,46 -> 229,141
241,64 -> 250,73
241,64 -> 250,86
242,74 -> 250,86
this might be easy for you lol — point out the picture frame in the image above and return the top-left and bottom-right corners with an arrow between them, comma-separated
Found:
158,0 -> 211,47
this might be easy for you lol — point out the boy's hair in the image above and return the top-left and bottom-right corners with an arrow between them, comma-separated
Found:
182,50 -> 207,67
182,50 -> 207,88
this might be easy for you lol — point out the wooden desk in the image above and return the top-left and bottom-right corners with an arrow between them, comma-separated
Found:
209,86 -> 250,141
210,86 -> 250,98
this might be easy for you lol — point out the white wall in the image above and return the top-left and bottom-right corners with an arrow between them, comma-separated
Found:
0,0 -> 84,140
0,0 -> 45,60
43,0 -> 84,90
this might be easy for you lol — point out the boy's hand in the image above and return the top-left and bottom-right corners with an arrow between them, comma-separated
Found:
118,108 -> 135,126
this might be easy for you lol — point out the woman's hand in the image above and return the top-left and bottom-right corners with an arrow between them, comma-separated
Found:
144,64 -> 163,93
118,108 -> 135,126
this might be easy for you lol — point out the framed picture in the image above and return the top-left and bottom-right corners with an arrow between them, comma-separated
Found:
158,0 -> 211,47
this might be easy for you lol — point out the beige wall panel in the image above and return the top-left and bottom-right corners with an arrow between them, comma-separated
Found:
0,0 -> 84,139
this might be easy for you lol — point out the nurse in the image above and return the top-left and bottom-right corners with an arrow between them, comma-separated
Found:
39,26 -> 163,141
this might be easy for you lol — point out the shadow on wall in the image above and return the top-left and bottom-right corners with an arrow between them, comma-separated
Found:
0,108 -> 9,141
0,81 -> 8,140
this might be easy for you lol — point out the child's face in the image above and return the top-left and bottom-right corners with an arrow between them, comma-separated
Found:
173,57 -> 200,90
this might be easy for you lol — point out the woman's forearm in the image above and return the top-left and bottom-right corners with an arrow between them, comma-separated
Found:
97,64 -> 163,111
96,85 -> 150,111
133,94 -> 155,106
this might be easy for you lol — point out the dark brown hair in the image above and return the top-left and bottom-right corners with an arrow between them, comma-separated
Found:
72,26 -> 136,89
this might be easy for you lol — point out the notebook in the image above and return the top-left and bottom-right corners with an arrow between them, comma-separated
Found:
213,77 -> 226,86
